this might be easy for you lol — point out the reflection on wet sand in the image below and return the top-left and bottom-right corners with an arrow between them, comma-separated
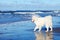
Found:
35,31 -> 53,40
45,32 -> 53,40
34,31 -> 44,40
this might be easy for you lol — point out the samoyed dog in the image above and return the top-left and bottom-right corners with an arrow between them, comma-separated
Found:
32,15 -> 52,32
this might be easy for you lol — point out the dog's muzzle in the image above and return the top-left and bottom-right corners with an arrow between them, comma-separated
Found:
32,20 -> 34,22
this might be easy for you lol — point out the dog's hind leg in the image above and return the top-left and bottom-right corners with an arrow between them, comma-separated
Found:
50,25 -> 53,31
45,25 -> 49,32
34,26 -> 39,31
46,27 -> 49,32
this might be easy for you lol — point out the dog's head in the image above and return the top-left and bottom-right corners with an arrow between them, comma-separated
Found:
32,15 -> 39,22
32,15 -> 36,22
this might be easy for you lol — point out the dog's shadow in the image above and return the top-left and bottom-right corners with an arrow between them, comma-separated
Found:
34,31 -> 53,40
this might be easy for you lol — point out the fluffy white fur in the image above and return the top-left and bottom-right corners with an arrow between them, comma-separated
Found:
32,15 -> 53,32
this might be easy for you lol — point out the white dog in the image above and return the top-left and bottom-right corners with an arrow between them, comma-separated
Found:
32,15 -> 53,32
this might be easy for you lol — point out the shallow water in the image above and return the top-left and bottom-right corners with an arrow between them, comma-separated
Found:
0,14 -> 60,40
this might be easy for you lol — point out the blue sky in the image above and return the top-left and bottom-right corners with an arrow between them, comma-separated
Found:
0,0 -> 60,10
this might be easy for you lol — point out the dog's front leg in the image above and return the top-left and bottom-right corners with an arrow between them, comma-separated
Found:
38,27 -> 42,32
34,26 -> 38,31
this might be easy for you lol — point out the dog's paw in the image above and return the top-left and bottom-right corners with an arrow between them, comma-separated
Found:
45,31 -> 48,32
34,30 -> 36,32
50,30 -> 53,32
38,30 -> 41,32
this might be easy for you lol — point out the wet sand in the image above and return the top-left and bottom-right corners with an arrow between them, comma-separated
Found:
0,21 -> 60,40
